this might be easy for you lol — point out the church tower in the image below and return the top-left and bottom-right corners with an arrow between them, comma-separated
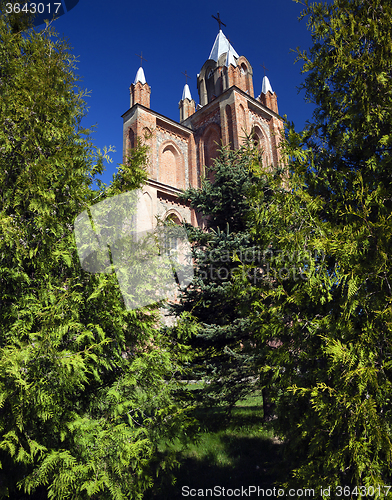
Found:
129,66 -> 151,109
121,22 -> 284,230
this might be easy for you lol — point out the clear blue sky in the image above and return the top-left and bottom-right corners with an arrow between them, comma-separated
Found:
45,0 -> 316,188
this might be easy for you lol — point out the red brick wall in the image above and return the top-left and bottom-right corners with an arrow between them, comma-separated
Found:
130,82 -> 151,108
158,141 -> 185,190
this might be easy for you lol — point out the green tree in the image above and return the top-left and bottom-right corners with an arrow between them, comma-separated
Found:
170,143 -> 283,417
247,0 -> 392,492
0,13 -> 194,500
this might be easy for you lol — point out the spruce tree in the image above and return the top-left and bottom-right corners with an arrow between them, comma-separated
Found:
0,12 -> 194,500
170,143 -> 283,416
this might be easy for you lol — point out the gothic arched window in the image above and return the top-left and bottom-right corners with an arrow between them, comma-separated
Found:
163,212 -> 182,261
251,125 -> 270,168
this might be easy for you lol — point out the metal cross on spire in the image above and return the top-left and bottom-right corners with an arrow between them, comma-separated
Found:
212,12 -> 226,31
136,52 -> 147,67
260,62 -> 269,76
182,70 -> 191,84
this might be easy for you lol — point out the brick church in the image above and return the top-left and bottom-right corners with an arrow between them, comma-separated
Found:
121,24 -> 284,232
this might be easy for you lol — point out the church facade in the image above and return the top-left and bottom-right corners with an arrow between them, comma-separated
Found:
121,28 -> 284,232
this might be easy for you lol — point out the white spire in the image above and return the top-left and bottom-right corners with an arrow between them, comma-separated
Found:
209,30 -> 239,62
262,75 -> 274,94
181,83 -> 192,101
134,66 -> 146,85
225,43 -> 237,67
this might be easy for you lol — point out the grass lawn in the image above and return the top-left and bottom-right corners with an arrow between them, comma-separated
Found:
145,389 -> 286,499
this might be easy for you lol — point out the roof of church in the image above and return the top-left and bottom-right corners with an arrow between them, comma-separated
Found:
134,66 -> 146,85
225,42 -> 237,67
182,83 -> 192,101
262,75 -> 274,94
209,29 -> 239,62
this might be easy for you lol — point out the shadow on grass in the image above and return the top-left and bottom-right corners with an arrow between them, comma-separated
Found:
145,405 -> 286,499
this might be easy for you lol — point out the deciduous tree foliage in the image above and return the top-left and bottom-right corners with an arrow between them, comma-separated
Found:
0,12 -> 194,500
247,0 -> 392,492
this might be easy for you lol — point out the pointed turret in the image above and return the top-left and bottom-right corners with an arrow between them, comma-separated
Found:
134,66 -> 146,85
262,75 -> 274,95
179,83 -> 195,122
198,29 -> 246,105
130,66 -> 151,108
182,83 -> 192,101
259,75 -> 278,114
